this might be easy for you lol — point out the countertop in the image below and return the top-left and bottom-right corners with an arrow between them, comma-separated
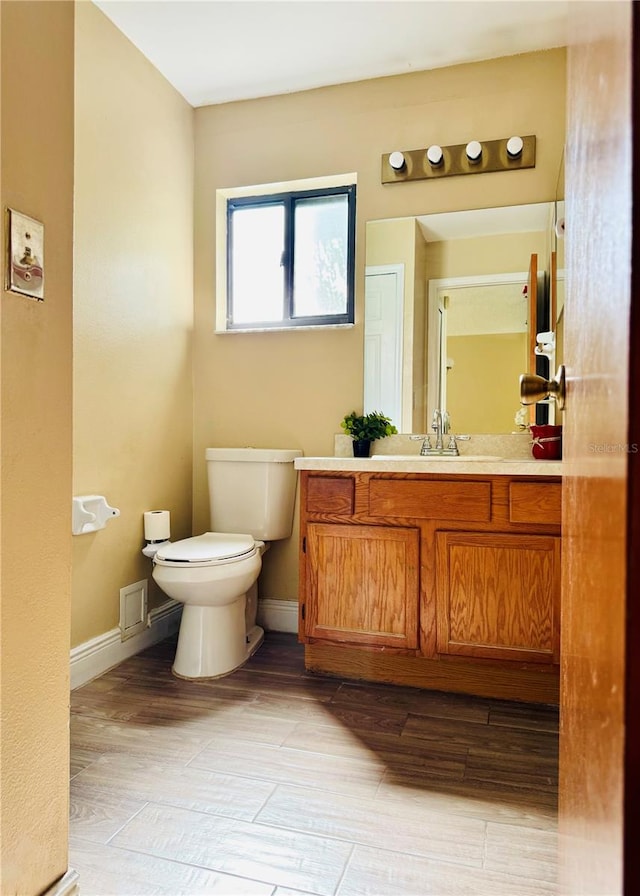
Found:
295,456 -> 563,476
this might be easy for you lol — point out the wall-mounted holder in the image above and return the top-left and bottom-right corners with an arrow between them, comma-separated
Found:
72,495 -> 120,535
381,135 -> 536,184
534,330 -> 556,361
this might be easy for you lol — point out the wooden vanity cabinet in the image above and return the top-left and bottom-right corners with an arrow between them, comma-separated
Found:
304,522 -> 419,649
435,530 -> 561,664
298,470 -> 562,703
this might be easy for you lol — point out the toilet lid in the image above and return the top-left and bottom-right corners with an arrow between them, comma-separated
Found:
155,532 -> 256,564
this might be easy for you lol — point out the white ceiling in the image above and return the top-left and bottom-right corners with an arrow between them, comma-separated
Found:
93,0 -> 569,108
416,201 -> 555,241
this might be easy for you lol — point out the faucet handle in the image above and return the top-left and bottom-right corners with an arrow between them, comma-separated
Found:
410,434 -> 432,454
447,434 -> 471,445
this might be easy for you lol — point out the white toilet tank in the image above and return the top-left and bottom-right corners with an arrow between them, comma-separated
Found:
205,448 -> 303,540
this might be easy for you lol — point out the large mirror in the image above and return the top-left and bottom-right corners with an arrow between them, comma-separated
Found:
364,201 -> 561,434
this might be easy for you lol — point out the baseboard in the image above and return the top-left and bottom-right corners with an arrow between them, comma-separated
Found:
70,600 -> 182,690
43,868 -> 80,896
71,598 -> 294,689
258,598 -> 298,633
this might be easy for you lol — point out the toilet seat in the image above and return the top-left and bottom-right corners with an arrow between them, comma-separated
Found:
154,532 -> 257,568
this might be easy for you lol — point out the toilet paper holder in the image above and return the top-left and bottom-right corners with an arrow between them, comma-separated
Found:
72,495 -> 120,535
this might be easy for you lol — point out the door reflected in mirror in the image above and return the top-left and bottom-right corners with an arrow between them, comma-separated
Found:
429,272 -> 530,434
365,202 -> 559,434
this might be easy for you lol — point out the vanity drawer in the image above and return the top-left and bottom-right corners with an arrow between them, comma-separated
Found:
306,476 -> 355,514
509,482 -> 562,525
369,479 -> 491,521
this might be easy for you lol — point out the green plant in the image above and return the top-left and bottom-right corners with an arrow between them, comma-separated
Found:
341,410 -> 398,442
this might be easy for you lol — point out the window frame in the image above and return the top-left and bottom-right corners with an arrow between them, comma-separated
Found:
226,183 -> 356,331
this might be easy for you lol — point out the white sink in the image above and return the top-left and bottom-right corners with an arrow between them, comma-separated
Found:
371,454 -> 504,462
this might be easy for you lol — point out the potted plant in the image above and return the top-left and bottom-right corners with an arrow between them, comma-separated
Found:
341,410 -> 398,457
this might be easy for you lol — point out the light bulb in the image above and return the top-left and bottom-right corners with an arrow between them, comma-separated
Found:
466,140 -> 482,163
506,135 -> 524,158
426,144 -> 443,167
388,151 -> 406,171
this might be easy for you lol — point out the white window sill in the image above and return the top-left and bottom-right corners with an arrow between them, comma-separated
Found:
214,323 -> 355,334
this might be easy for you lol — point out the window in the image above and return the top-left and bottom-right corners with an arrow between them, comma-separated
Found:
226,184 -> 356,330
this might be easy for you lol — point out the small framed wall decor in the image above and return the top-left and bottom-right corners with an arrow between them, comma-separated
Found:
5,208 -> 45,301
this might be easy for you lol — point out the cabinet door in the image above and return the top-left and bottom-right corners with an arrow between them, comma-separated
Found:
304,523 -> 419,649
436,531 -> 560,664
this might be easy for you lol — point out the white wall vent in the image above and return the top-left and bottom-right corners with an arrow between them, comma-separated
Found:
119,579 -> 148,641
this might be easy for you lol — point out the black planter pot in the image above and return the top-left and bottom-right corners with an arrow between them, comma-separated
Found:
352,439 -> 372,458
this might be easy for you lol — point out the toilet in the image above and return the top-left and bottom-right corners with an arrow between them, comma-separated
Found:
151,447 -> 302,679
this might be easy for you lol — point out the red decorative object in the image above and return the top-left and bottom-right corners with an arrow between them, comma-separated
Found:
530,425 -> 563,460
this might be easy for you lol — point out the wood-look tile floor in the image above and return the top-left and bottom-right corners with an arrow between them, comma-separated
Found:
70,632 -> 559,896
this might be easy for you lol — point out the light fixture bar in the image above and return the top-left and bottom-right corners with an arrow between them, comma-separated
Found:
381,135 -> 536,184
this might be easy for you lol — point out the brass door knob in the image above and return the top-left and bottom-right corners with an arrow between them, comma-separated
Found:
519,365 -> 566,410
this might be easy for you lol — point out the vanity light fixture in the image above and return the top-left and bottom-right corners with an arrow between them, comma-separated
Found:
426,144 -> 444,167
381,134 -> 536,183
465,140 -> 483,163
388,151 -> 406,171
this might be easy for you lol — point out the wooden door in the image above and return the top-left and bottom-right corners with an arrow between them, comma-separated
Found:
303,522 -> 419,649
559,3 -> 638,894
435,531 -> 560,663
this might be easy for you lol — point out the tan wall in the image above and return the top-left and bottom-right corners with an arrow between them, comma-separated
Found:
427,230 -> 549,279
366,217 -> 416,267
72,3 -> 194,645
448,333 -> 528,432
193,49 -> 566,599
0,2 -> 74,892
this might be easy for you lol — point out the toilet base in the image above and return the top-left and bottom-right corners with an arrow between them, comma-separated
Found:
246,623 -> 265,660
172,598 -> 265,680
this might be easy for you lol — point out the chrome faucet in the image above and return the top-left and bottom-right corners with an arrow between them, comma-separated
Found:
410,410 -> 466,456
432,409 -> 448,450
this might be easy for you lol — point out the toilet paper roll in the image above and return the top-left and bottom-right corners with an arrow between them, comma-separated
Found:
144,510 -> 171,542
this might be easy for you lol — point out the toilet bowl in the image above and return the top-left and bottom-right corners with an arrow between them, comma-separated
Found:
153,533 -> 264,679
150,447 -> 302,679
